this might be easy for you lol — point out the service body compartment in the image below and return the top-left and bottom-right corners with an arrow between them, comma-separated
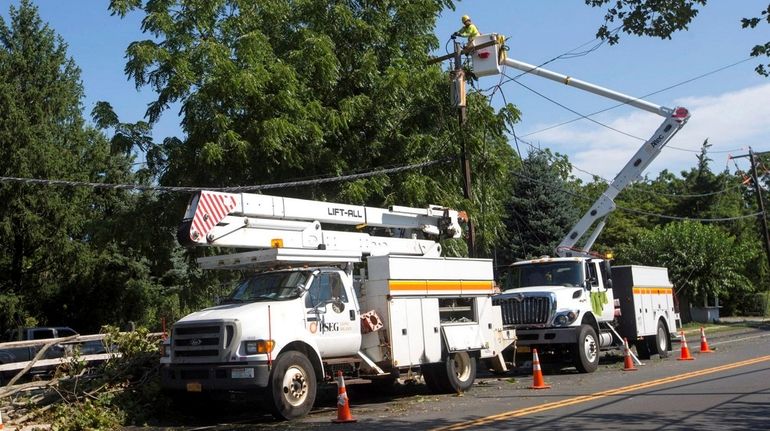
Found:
360,255 -> 513,368
612,265 -> 679,339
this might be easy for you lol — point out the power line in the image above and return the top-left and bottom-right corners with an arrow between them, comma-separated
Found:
0,157 -> 455,194
509,168 -> 760,223
518,57 -> 754,147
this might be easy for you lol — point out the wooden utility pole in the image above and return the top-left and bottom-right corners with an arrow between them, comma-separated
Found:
452,40 -> 476,257
735,148 -> 770,275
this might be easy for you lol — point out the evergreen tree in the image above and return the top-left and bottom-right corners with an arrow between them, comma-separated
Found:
503,150 -> 578,261
0,1 -> 165,332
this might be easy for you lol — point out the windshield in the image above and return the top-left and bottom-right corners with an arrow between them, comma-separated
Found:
502,262 -> 584,289
223,270 -> 311,303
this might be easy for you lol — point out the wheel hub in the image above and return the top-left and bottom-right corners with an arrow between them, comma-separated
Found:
282,367 -> 308,406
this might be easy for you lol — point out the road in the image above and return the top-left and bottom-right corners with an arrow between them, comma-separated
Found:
132,324 -> 770,430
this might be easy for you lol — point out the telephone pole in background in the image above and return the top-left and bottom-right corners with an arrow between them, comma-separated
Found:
734,148 -> 770,276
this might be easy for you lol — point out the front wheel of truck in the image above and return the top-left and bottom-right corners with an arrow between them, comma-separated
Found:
268,351 -> 317,420
573,325 -> 600,373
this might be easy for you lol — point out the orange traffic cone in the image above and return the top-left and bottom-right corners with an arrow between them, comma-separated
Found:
678,331 -> 695,361
331,371 -> 357,423
699,327 -> 714,353
0,409 -> 4,430
529,348 -> 551,389
622,338 -> 637,371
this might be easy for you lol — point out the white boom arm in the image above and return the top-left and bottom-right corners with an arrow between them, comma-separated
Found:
177,191 -> 464,257
468,34 -> 690,257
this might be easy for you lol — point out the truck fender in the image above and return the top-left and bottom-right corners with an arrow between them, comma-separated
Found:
277,341 -> 324,382
580,312 -> 600,336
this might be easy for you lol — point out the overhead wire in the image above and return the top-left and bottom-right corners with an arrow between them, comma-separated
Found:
0,156 -> 455,194
508,169 -> 762,223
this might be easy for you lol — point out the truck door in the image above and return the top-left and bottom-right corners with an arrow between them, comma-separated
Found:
305,271 -> 361,357
587,262 -> 615,322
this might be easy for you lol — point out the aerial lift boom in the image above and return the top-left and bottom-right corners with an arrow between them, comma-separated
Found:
467,34 -> 690,256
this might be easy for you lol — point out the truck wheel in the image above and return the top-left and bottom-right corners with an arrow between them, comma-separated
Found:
268,351 -> 317,420
573,325 -> 600,373
431,351 -> 477,393
653,319 -> 670,358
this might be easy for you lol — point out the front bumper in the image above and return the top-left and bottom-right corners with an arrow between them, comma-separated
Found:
161,361 -> 270,391
514,326 -> 579,345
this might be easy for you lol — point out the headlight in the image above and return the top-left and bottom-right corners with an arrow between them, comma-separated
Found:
244,340 -> 275,355
553,310 -> 579,327
160,340 -> 170,357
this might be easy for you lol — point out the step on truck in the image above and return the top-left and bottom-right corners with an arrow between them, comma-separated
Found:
460,33 -> 686,371
161,191 -> 515,419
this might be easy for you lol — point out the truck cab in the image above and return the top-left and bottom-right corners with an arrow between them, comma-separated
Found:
495,257 -> 615,373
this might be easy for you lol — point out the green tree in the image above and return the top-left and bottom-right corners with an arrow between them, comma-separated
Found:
586,0 -> 770,76
618,221 -> 754,322
108,0 -> 519,260
0,1 -> 166,333
503,150 -> 579,260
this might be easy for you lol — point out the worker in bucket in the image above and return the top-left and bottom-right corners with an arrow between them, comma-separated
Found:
452,15 -> 479,42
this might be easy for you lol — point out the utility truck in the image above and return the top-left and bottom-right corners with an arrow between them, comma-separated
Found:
161,191 -> 515,419
465,34 -> 685,372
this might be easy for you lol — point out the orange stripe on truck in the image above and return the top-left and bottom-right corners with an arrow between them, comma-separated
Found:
632,287 -> 673,295
388,280 -> 494,292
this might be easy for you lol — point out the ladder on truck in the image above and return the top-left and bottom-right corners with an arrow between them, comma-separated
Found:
177,190 -> 465,257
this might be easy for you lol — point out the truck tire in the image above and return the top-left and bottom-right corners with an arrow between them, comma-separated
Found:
653,319 -> 670,358
573,325 -> 600,373
268,351 -> 317,420
429,351 -> 477,393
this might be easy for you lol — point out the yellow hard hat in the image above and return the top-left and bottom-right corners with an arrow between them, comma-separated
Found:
461,15 -> 471,24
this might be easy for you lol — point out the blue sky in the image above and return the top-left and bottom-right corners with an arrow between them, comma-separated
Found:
3,0 -> 769,181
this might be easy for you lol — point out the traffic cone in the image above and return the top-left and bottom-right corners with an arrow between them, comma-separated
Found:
529,349 -> 551,389
1,409 -> 4,430
331,371 -> 357,423
699,327 -> 714,353
678,330 -> 695,361
622,338 -> 637,371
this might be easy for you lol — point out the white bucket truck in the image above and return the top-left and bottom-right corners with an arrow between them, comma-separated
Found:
161,191 -> 515,419
462,34 -> 685,371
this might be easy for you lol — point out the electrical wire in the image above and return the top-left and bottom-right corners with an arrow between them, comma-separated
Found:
509,167 -> 761,223
0,157 -> 455,194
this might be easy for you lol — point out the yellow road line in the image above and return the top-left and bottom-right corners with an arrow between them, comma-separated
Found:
433,354 -> 770,431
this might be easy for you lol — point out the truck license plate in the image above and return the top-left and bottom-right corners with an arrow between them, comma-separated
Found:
186,382 -> 202,392
232,368 -> 254,379
517,346 -> 531,353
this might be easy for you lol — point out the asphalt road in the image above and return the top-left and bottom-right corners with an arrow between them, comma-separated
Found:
133,324 -> 770,430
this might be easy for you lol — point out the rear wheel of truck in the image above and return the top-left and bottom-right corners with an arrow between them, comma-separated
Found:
653,319 -> 670,358
268,351 -> 317,420
573,325 -> 600,373
429,351 -> 477,393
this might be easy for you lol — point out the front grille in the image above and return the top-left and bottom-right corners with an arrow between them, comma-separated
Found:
495,296 -> 553,325
172,321 -> 236,361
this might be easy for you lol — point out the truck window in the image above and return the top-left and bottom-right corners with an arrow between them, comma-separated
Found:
305,272 -> 348,308
225,270 -> 310,303
505,262 -> 584,289
57,328 -> 77,338
586,263 -> 600,288
32,329 -> 55,339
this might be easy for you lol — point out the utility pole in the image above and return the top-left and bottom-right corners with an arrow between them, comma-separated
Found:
735,148 -> 770,279
429,40 -> 495,257
750,148 -> 770,274
451,40 -> 476,257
